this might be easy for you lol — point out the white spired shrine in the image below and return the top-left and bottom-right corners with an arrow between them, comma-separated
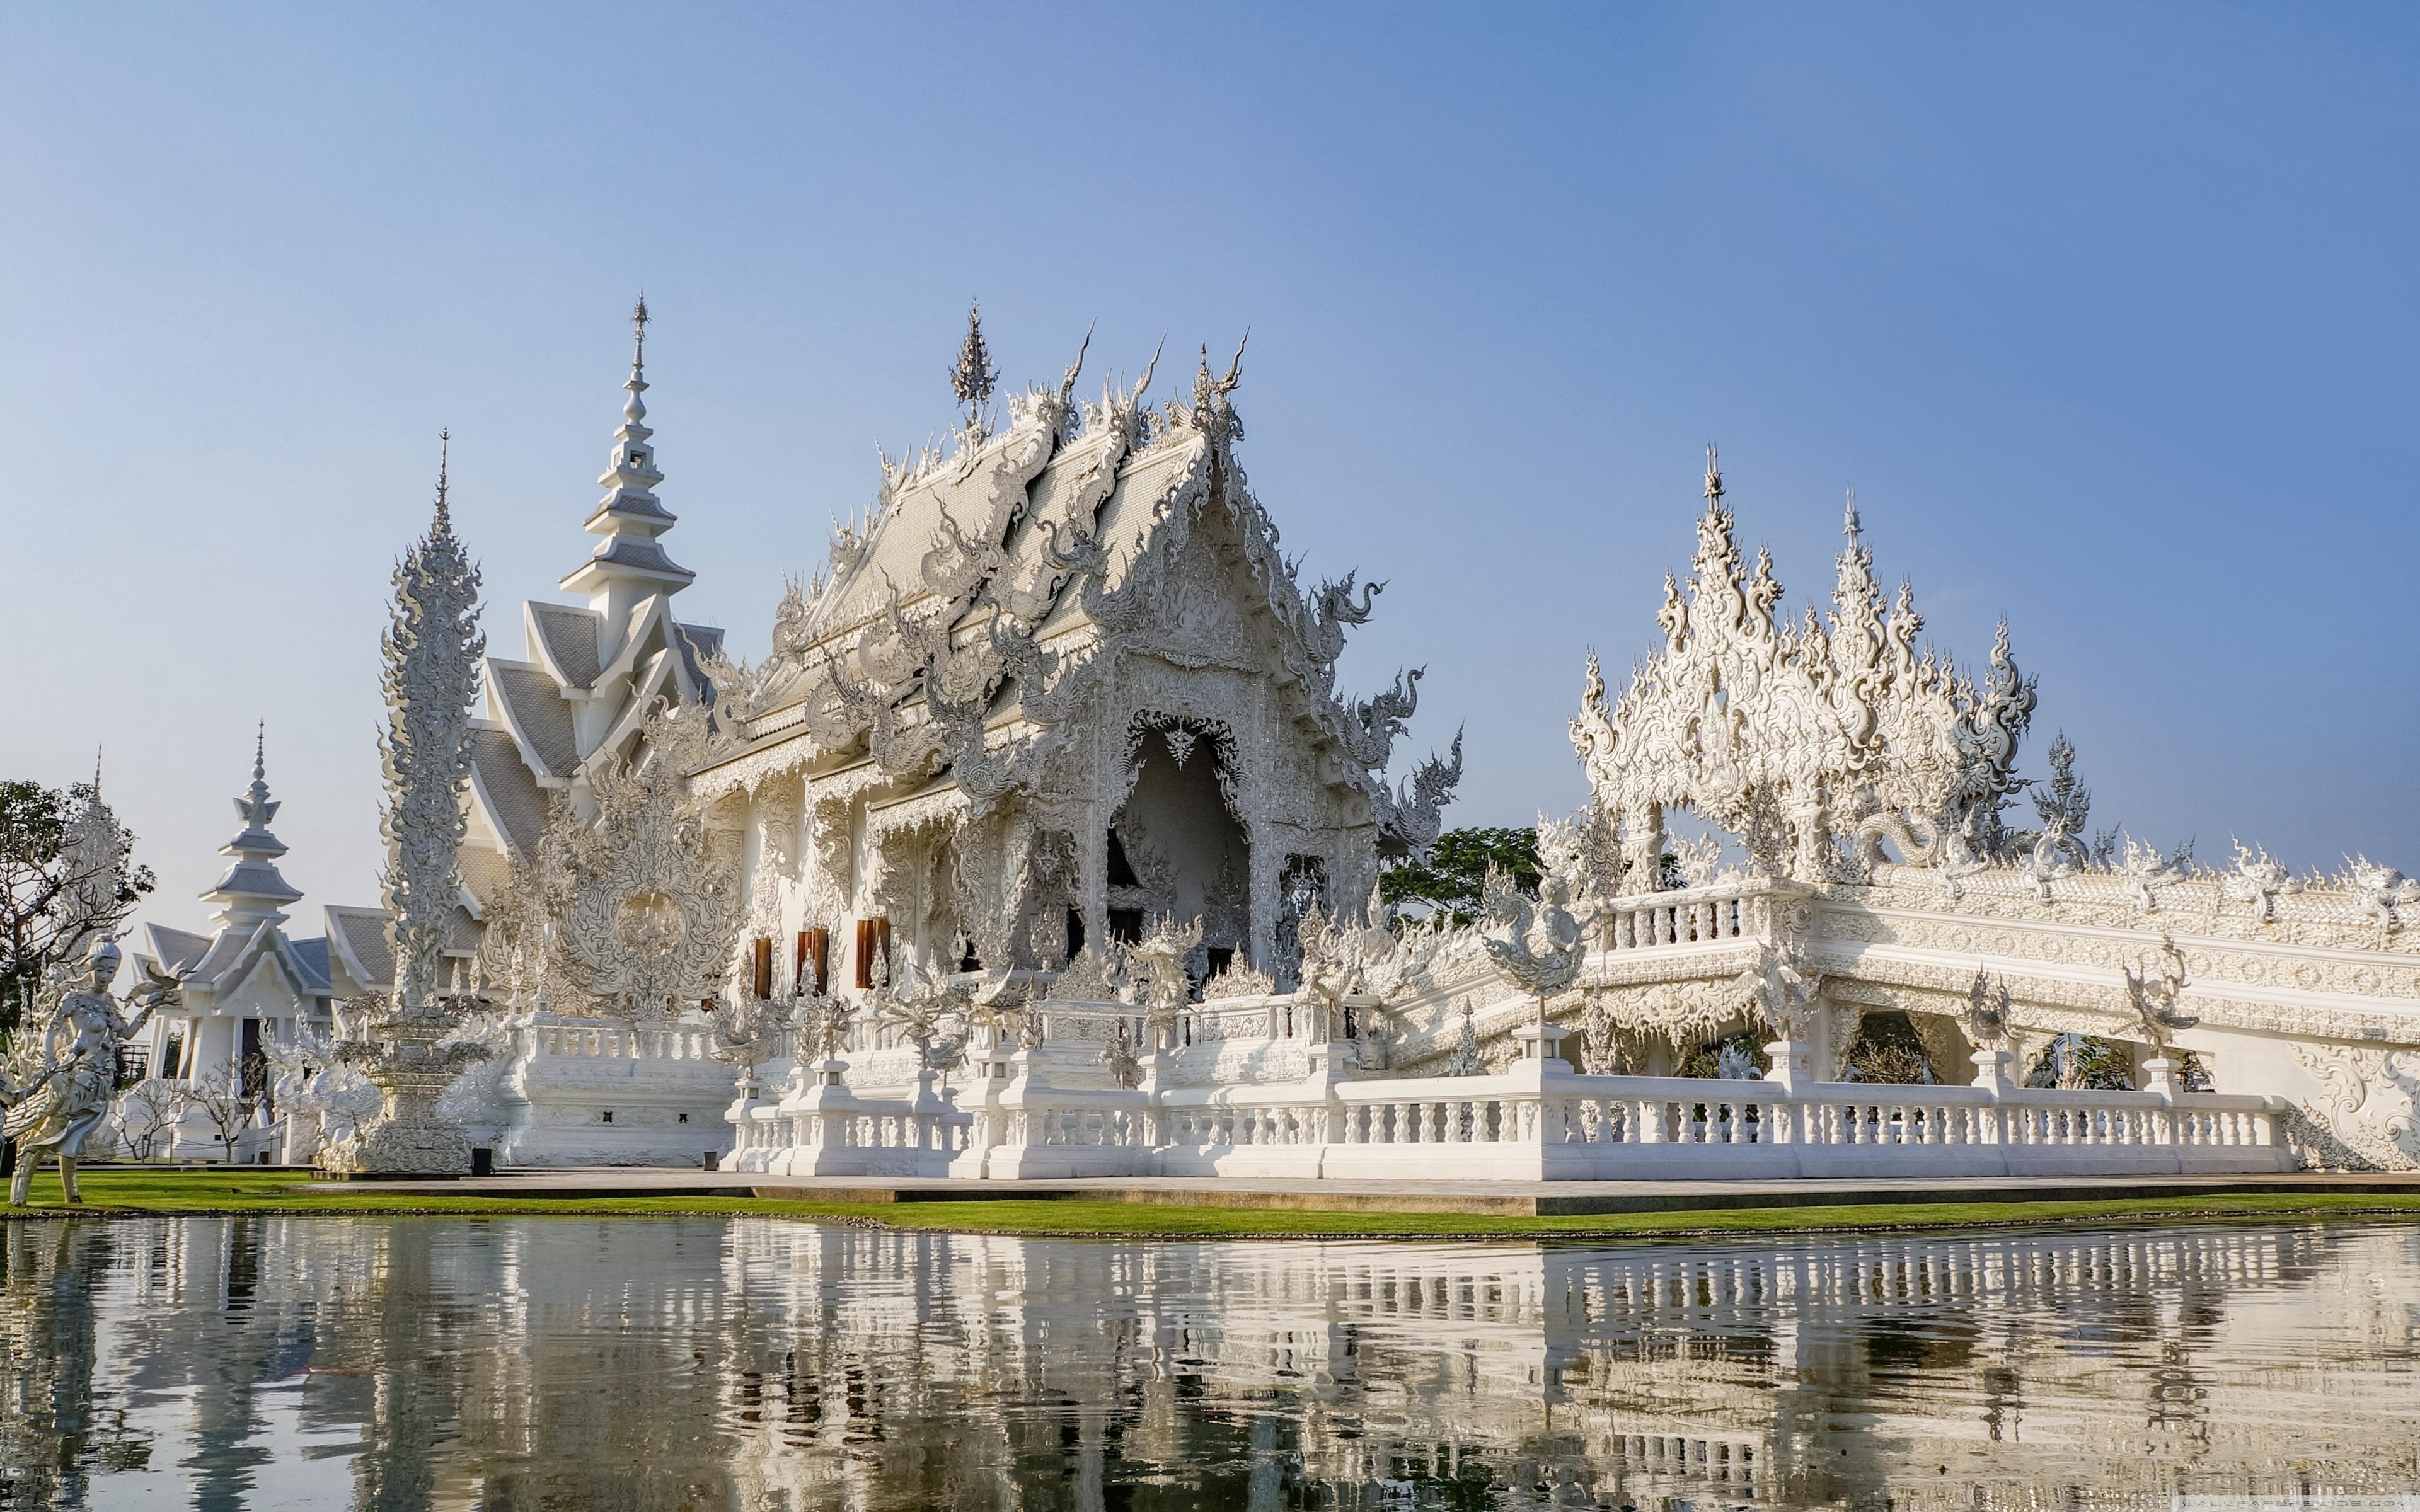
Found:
428,307 -> 2417,1180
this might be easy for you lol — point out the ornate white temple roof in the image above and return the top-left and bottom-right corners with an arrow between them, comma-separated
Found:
461,301 -> 727,871
560,296 -> 694,601
132,731 -> 346,1014
700,331 -> 1459,866
200,726 -> 305,929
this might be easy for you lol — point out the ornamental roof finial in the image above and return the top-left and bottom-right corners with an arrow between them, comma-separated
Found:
1843,484 -> 1860,539
1703,443 -> 1724,505
236,721 -> 278,830
207,714 -> 300,926
623,293 -> 651,427
433,428 -> 452,527
949,298 -> 998,428
562,298 -> 691,596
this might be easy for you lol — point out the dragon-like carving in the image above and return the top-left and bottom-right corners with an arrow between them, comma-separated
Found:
1372,728 -> 1463,861
1340,667 -> 1424,772
2221,840 -> 2302,922
1303,570 -> 1383,665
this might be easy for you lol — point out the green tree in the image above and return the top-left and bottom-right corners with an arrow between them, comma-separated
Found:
1,779 -> 154,1041
1379,826 -> 1541,926
2025,1033 -> 2136,1091
1840,1011 -> 1940,1085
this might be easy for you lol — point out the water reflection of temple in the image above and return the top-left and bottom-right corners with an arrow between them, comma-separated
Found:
3,1216 -> 2416,1508
708,1223 -> 2420,1509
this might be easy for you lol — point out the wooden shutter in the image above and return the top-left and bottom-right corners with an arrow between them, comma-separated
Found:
853,917 -> 891,989
751,938 -> 773,1000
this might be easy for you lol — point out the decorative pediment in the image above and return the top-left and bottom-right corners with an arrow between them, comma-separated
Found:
1570,454 -> 2036,885
481,702 -> 742,1021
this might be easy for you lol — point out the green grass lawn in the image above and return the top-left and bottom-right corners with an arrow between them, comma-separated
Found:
4,1166 -> 2419,1240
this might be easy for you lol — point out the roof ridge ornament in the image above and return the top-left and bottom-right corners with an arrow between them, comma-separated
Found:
1187,331 -> 1248,443
950,298 -> 998,435
1572,450 -> 2037,888
434,428 -> 451,527
562,296 -> 694,598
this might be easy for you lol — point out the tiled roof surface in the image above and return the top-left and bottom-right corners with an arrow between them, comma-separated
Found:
528,602 -> 602,689
493,663 -> 580,777
471,727 -> 550,857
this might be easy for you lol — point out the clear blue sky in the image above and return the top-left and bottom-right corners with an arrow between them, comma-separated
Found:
6,3 -> 2416,942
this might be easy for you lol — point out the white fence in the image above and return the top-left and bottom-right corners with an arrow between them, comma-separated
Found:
735,1057 -> 2290,1181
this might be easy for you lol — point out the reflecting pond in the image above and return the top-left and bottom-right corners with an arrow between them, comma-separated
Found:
3,1215 -> 2418,1510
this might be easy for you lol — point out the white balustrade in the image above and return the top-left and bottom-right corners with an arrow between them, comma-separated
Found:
525,1022 -> 715,1062
903,1064 -> 2290,1181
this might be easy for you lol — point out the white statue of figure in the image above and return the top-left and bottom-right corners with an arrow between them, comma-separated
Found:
1961,966 -> 2014,1049
1735,941 -> 1823,1043
2117,835 -> 2194,912
3,934 -> 175,1206
1447,999 -> 1484,1077
2122,935 -> 2198,1055
875,956 -> 973,1073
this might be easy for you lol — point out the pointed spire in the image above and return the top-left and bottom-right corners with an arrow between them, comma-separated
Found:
563,295 -> 693,602
623,294 -> 651,428
950,298 -> 998,429
432,428 -> 452,527
203,722 -> 302,928
1703,443 -> 1724,505
1843,484 -> 1860,539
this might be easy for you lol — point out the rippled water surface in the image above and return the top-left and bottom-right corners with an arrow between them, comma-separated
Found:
3,1215 -> 2418,1509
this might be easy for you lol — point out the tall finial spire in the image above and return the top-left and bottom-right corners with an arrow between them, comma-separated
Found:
205,717 -> 301,929
433,428 -> 452,525
1702,443 -> 1724,505
950,298 -> 997,430
1843,484 -> 1860,539
623,292 -> 651,428
564,297 -> 692,604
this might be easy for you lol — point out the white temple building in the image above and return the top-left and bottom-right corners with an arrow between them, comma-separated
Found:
130,732 -> 377,1158
441,300 -> 742,1166
406,308 -> 2420,1179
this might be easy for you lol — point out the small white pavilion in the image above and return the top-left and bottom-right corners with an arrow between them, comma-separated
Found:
134,731 -> 341,1137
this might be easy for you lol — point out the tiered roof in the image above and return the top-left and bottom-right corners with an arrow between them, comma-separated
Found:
560,296 -> 694,599
465,301 -> 726,868
136,730 -> 337,1009
200,724 -> 305,930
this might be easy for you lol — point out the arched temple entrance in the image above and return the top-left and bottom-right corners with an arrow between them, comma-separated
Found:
1107,719 -> 1250,981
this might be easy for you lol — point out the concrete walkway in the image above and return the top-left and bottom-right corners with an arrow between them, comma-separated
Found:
300,1168 -> 2420,1216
